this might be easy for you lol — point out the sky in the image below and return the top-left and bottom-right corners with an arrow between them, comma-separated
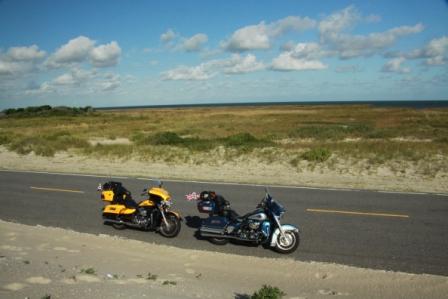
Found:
0,0 -> 447,109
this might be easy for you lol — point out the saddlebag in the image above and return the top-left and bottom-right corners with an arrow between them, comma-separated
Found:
200,216 -> 229,234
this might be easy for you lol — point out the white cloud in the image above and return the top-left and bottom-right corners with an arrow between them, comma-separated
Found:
0,45 -> 46,77
25,81 -> 55,95
223,16 -> 316,52
52,68 -> 96,86
408,36 -> 448,65
161,29 -> 177,43
161,64 -> 212,81
98,73 -> 121,91
383,36 -> 448,66
222,54 -> 265,74
223,23 -> 271,51
319,5 -> 360,38
46,36 -> 121,68
161,53 -> 265,80
7,45 -> 46,61
271,42 -> 327,71
290,42 -> 324,60
25,67 -> 120,95
182,33 -> 208,52
271,52 -> 327,71
0,60 -> 30,76
89,41 -> 121,67
49,36 -> 95,65
319,6 -> 424,59
381,57 -> 410,74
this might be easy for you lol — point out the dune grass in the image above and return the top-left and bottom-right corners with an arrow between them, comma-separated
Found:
1,104 -> 447,172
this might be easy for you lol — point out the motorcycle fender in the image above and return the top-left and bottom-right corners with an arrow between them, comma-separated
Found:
167,211 -> 182,220
270,224 -> 299,247
139,199 -> 155,207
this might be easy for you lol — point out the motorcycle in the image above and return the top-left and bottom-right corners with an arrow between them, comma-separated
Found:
196,188 -> 300,254
98,180 -> 181,238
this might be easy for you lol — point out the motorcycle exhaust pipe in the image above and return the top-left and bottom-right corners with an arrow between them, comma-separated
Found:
200,231 -> 246,241
199,227 -> 225,234
103,218 -> 141,229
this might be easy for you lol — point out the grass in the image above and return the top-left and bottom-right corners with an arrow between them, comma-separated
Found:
301,148 -> 331,162
80,267 -> 96,275
146,272 -> 158,280
251,285 -> 286,299
1,104 -> 447,169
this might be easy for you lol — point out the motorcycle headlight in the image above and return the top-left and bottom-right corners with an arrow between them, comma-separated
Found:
163,199 -> 172,207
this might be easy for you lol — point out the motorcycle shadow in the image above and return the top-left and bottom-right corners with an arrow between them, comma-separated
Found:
185,216 -> 269,250
184,215 -> 203,229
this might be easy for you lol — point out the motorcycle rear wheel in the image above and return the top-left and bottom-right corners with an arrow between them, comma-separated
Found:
275,231 -> 300,254
209,237 -> 229,245
111,223 -> 126,230
159,214 -> 181,238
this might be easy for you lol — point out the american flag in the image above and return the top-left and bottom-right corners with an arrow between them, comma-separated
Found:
185,192 -> 200,201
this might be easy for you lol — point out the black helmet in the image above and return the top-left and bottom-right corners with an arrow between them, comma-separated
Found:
200,191 -> 209,200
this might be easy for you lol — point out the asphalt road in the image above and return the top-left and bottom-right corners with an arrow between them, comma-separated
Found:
1,170 -> 447,276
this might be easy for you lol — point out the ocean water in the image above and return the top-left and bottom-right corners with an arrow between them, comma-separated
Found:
97,100 -> 448,110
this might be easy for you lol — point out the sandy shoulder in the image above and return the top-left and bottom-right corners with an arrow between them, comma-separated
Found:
0,220 -> 447,299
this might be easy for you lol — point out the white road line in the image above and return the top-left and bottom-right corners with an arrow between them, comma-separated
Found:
1,169 -> 447,197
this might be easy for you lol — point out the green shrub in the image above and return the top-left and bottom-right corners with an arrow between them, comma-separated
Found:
251,285 -> 286,299
221,133 -> 272,152
136,131 -> 271,152
151,132 -> 185,145
2,105 -> 94,117
302,148 -> 331,162
0,133 -> 11,145
222,133 -> 259,146
80,267 -> 96,275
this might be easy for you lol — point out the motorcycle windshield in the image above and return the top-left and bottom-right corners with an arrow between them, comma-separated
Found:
269,200 -> 285,217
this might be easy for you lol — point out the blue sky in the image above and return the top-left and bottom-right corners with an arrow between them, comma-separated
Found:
0,0 -> 447,109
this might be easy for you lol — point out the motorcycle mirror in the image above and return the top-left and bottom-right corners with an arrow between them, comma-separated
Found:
154,179 -> 163,188
97,183 -> 102,191
264,186 -> 270,195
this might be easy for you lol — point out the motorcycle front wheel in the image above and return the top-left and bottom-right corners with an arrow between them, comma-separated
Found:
275,230 -> 300,254
159,214 -> 181,238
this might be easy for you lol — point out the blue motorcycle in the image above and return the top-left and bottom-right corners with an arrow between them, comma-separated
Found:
197,189 -> 300,254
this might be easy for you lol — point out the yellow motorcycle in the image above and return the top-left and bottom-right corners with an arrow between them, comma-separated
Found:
98,180 -> 181,238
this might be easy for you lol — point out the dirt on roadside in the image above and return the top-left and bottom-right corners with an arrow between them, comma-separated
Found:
1,220 -> 447,299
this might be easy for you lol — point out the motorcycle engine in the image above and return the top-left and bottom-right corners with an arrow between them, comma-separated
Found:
133,215 -> 150,227
241,220 -> 261,240
248,220 -> 260,230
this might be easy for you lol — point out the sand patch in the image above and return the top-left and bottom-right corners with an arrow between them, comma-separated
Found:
25,276 -> 52,284
1,245 -> 25,252
0,219 -> 447,299
76,275 -> 101,283
53,246 -> 80,253
2,282 -> 27,291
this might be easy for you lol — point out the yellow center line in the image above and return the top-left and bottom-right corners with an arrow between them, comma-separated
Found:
306,208 -> 409,219
30,186 -> 85,194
